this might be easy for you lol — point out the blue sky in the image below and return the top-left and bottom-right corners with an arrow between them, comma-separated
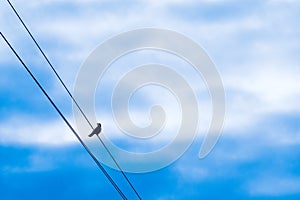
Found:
1,0 -> 300,199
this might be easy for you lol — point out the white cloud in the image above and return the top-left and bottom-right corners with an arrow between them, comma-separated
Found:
224,64 -> 300,132
0,116 -> 77,146
1,0 -> 300,153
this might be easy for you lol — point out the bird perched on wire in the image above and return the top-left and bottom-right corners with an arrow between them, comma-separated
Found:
88,123 -> 102,137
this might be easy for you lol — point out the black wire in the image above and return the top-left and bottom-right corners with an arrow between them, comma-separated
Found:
96,135 -> 142,200
0,32 -> 128,200
6,1 -> 142,199
6,0 -> 94,130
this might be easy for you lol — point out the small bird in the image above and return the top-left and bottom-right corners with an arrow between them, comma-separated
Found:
88,123 -> 102,137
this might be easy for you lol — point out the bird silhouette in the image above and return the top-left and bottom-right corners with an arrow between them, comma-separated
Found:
88,123 -> 102,137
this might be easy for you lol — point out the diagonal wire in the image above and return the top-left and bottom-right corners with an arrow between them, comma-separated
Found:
0,32 -> 128,200
6,1 -> 142,199
6,0 -> 94,129
96,134 -> 142,200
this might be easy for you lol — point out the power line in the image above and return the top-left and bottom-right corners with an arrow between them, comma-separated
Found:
6,1 -> 142,199
6,0 -> 94,129
96,134 -> 142,200
0,32 -> 127,200
89,124 -> 142,200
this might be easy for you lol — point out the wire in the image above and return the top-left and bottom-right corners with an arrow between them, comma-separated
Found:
96,134 -> 142,200
0,32 -> 127,200
6,1 -> 142,199
6,0 -> 94,129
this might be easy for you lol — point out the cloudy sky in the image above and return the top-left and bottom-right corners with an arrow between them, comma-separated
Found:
1,0 -> 300,199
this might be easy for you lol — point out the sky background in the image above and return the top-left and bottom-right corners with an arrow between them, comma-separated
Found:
1,0 -> 300,199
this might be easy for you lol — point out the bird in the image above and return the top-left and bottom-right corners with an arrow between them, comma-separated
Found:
88,123 -> 102,137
